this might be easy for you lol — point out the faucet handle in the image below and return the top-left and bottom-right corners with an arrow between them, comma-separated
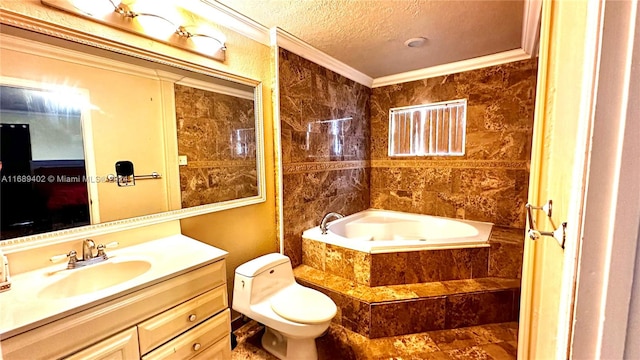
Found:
50,250 -> 78,263
96,242 -> 119,258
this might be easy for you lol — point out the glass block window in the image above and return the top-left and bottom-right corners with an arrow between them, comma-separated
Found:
388,99 -> 467,156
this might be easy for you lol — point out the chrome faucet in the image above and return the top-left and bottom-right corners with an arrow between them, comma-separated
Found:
320,212 -> 344,234
82,239 -> 96,261
50,239 -> 119,269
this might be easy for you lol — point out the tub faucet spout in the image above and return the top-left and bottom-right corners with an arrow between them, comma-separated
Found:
320,212 -> 344,234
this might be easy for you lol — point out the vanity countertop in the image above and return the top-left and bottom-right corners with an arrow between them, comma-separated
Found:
0,235 -> 227,339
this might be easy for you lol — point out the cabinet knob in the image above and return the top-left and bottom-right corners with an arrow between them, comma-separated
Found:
192,343 -> 201,351
188,314 -> 197,322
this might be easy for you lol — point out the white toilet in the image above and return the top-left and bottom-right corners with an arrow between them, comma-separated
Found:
232,253 -> 337,360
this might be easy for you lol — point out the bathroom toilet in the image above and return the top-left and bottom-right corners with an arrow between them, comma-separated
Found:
232,253 -> 337,360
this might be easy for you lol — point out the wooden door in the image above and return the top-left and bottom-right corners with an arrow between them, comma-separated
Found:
518,0 -> 605,358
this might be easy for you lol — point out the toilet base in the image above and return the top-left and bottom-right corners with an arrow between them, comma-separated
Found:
261,327 -> 318,360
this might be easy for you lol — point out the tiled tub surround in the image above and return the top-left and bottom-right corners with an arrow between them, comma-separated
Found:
299,225 -> 523,339
370,59 -> 538,229
303,225 -> 524,285
294,265 -> 520,339
175,84 -> 258,208
279,48 -> 371,267
302,237 -> 490,286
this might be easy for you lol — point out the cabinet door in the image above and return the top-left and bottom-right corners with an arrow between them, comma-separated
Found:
64,327 -> 140,360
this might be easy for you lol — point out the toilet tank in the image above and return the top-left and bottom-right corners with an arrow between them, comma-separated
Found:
233,253 -> 296,314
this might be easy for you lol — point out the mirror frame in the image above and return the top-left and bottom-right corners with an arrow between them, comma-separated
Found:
0,10 -> 267,253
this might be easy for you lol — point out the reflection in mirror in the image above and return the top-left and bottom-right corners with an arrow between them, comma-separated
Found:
0,86 -> 90,239
0,26 -> 265,245
175,82 -> 257,207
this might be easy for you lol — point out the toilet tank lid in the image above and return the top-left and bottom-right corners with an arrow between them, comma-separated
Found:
235,253 -> 290,277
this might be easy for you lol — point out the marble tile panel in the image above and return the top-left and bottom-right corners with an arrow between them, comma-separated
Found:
342,297 -> 372,337
441,279 -> 497,294
429,327 -> 483,351
408,298 -> 447,333
370,298 -> 446,338
489,277 -> 522,289
302,238 -> 326,270
512,291 -> 521,322
283,231 -> 303,267
469,323 -> 519,344
445,346 -> 493,359
282,167 -> 369,267
369,301 -> 412,338
179,166 -> 257,208
175,84 -> 255,162
295,266 -> 330,286
369,252 -> 408,286
489,241 -> 524,279
445,290 -> 516,329
489,226 -> 525,244
280,48 -> 370,164
364,285 -> 420,303
325,244 -> 356,280
315,323 -> 364,360
478,342 -> 518,360
353,250 -> 372,285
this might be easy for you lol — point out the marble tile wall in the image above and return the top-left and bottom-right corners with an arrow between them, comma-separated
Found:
175,84 -> 258,207
279,48 -> 371,267
280,54 -> 535,275
370,59 -> 537,280
370,59 -> 537,230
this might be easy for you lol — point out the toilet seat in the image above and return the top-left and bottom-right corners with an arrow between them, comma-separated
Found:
270,286 -> 337,324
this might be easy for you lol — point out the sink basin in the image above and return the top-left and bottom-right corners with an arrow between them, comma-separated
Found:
38,259 -> 152,299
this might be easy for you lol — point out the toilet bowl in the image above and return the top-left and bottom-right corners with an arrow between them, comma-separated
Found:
232,253 -> 337,360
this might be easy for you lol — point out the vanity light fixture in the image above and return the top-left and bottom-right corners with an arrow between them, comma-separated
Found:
40,0 -> 226,61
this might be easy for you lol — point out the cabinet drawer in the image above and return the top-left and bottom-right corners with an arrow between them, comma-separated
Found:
139,286 -> 227,354
191,335 -> 231,360
142,309 -> 230,360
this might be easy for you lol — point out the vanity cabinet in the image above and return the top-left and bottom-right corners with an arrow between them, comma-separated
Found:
2,259 -> 231,360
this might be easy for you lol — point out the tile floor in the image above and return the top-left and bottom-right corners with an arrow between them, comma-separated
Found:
231,321 -> 518,360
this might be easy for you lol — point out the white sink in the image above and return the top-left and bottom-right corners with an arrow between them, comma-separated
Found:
38,259 -> 152,299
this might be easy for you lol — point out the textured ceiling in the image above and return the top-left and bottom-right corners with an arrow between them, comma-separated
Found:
214,0 -> 524,78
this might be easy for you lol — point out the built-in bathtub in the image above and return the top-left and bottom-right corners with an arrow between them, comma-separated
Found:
297,209 -> 518,338
302,209 -> 493,254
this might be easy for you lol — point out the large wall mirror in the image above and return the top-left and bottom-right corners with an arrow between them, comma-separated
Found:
0,25 -> 265,246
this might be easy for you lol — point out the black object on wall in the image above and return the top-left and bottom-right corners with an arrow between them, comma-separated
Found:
0,123 -> 34,233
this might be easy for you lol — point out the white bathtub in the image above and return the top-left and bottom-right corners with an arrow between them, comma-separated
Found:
302,209 -> 493,254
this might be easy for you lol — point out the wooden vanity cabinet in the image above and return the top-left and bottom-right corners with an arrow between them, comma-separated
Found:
2,259 -> 231,360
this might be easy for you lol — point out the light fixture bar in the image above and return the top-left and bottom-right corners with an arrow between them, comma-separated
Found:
40,0 -> 226,62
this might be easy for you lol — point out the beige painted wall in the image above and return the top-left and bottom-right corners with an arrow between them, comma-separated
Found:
1,1 -> 278,312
